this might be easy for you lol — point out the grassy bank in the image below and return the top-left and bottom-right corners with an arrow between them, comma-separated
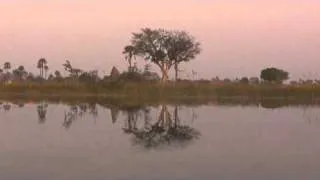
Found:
1,82 -> 320,101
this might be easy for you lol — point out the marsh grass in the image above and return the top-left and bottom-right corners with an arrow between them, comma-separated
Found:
1,81 -> 320,102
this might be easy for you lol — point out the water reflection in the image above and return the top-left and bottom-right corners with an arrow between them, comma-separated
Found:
104,103 -> 200,149
2,100 -> 320,179
2,98 -> 320,149
3,103 -> 11,111
128,105 -> 200,149
0,101 -> 22,112
63,103 -> 98,129
37,102 -> 48,124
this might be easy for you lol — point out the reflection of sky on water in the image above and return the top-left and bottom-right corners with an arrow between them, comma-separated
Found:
0,101 -> 320,179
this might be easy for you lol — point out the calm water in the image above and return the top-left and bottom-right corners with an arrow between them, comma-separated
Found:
0,101 -> 320,180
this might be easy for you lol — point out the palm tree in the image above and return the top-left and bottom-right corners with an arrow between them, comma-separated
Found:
4,62 -> 11,73
44,65 -> 49,79
37,58 -> 47,78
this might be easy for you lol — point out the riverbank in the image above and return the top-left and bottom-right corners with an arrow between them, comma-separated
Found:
1,82 -> 320,98
1,82 -> 320,107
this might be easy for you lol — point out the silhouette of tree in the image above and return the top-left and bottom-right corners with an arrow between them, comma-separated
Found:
125,28 -> 201,83
260,67 -> 289,84
53,70 -> 63,81
44,65 -> 49,79
48,74 -> 54,80
54,70 -> 61,78
13,65 -> 27,80
26,72 -> 35,81
4,62 -> 11,73
63,60 -> 72,73
123,45 -> 136,72
63,60 -> 83,78
37,58 -> 47,78
110,66 -> 120,79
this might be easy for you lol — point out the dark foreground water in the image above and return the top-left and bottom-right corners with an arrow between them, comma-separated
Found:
0,101 -> 320,180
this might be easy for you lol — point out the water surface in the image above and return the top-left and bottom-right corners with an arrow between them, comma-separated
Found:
0,101 -> 319,180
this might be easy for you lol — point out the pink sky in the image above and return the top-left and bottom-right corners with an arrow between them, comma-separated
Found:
1,0 -> 320,79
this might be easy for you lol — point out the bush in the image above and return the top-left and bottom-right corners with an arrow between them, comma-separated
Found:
240,77 -> 249,84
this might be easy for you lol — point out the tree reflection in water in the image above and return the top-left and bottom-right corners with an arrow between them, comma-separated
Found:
122,106 -> 147,134
0,101 -> 25,112
0,100 -> 201,149
37,102 -> 48,124
63,103 -> 98,129
3,103 -> 12,112
110,107 -> 120,124
119,105 -> 200,149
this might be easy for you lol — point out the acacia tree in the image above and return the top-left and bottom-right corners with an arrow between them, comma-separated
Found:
167,31 -> 201,81
63,60 -> 83,78
260,67 -> 289,84
124,28 -> 201,82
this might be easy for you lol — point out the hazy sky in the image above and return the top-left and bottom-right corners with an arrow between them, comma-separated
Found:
1,0 -> 319,79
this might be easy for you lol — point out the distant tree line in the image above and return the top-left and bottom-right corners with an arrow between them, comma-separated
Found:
0,58 -> 161,84
0,28 -> 317,86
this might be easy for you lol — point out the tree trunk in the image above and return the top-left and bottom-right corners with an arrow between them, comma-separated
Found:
174,106 -> 179,128
174,63 -> 178,82
128,60 -> 132,72
161,68 -> 169,83
160,62 -> 170,83
41,68 -> 44,78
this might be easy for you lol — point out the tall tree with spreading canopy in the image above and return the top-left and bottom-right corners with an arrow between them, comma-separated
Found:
124,28 -> 201,82
260,67 -> 289,84
167,31 -> 201,81
63,60 -> 83,78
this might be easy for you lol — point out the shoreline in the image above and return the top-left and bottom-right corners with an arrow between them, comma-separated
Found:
1,82 -> 320,104
1,91 -> 320,108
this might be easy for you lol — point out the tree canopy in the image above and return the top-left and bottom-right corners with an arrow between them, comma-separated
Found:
13,66 -> 27,80
4,62 -> 11,73
124,28 -> 201,82
260,67 -> 289,83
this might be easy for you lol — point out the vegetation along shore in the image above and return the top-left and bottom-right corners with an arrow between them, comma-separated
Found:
0,28 -> 319,100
